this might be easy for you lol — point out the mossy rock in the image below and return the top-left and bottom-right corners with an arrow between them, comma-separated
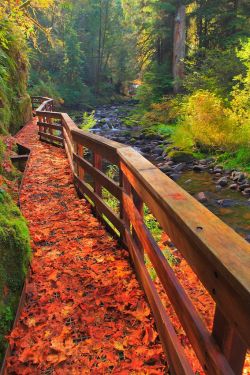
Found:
168,150 -> 194,163
9,95 -> 32,135
0,190 -> 31,363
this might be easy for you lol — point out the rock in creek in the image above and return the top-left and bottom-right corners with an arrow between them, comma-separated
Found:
196,192 -> 208,203
217,177 -> 228,187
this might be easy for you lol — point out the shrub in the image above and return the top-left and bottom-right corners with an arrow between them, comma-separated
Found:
173,90 -> 240,151
80,111 -> 96,131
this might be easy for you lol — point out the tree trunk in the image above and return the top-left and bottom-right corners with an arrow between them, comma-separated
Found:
173,5 -> 186,93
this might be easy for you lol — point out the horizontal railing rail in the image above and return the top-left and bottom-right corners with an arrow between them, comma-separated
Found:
32,97 -> 250,375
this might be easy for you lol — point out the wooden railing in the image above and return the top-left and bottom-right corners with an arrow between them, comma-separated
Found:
31,96 -> 250,375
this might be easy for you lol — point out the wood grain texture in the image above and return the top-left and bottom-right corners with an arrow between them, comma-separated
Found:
125,230 -> 194,375
119,147 -> 250,347
123,193 -> 234,375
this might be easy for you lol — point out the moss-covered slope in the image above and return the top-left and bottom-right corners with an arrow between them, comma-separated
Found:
0,19 -> 32,365
0,21 -> 32,135
0,190 -> 31,362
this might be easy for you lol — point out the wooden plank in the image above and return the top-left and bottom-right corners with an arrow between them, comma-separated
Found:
213,307 -> 247,375
123,193 -> 234,375
119,148 -> 250,346
61,113 -> 79,133
71,128 -> 127,165
37,122 -> 63,131
38,131 -> 64,144
73,153 -> 122,200
74,174 -> 125,236
124,230 -> 194,375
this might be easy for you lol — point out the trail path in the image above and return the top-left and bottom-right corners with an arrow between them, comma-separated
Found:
6,119 -> 166,374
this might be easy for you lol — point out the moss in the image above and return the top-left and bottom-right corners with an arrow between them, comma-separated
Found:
0,190 -> 31,363
168,150 -> 195,163
0,22 -> 32,135
9,94 -> 32,134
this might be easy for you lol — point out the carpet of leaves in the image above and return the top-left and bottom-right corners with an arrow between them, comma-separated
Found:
6,120 -> 167,374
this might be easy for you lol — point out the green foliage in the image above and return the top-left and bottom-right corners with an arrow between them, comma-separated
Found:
217,148 -> 250,173
144,205 -> 162,243
0,190 -> 31,362
136,63 -> 173,107
80,111 -> 97,131
184,49 -> 244,98
0,19 -> 32,134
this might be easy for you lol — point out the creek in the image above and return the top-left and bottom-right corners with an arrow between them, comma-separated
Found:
70,103 -> 250,241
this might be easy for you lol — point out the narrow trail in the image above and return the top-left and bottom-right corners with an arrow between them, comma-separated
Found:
6,119 -> 167,374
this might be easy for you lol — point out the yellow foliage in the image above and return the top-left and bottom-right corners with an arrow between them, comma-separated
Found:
144,96 -> 183,124
174,90 -> 244,151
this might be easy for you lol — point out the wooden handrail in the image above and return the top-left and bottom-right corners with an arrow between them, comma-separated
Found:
32,96 -> 250,375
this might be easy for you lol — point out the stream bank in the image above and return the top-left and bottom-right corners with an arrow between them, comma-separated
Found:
70,104 -> 250,241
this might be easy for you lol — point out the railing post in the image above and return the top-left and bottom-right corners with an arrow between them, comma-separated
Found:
120,170 -> 131,243
93,153 -> 102,197
77,145 -> 84,181
212,306 -> 247,375
132,188 -> 144,256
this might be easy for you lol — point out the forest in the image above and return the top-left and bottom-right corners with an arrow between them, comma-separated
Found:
0,0 -> 250,373
1,0 -> 250,167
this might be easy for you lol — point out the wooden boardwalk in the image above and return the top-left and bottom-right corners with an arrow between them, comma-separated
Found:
5,120 -> 167,374
3,95 -> 249,375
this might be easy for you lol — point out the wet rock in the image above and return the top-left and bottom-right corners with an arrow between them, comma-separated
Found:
229,184 -> 238,190
169,173 -> 180,181
213,168 -> 223,174
141,146 -> 151,153
154,147 -> 164,155
239,183 -> 250,191
232,171 -> 245,182
196,192 -> 208,203
245,235 -> 250,243
169,151 -> 194,163
193,165 -> 205,172
217,177 -> 228,187
215,185 -> 222,191
217,199 -> 234,207
160,165 -> 173,173
243,187 -> 250,196
155,155 -> 165,161
173,162 -> 186,172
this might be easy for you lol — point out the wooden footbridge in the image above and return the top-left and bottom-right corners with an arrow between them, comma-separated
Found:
3,97 -> 250,374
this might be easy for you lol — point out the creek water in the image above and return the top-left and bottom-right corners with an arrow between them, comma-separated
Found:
71,103 -> 250,241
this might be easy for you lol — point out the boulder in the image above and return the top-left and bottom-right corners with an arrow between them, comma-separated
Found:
159,165 -> 173,173
196,192 -> 208,203
229,184 -> 238,190
217,177 -> 228,187
168,150 -> 194,163
243,187 -> 250,196
169,173 -> 180,181
217,199 -> 234,207
193,165 -> 205,172
173,162 -> 186,172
